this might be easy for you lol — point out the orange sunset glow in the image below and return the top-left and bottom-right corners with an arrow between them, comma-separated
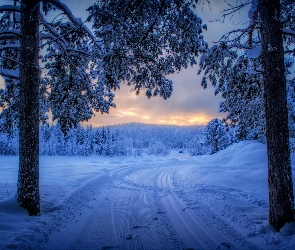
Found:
0,0 -> 243,128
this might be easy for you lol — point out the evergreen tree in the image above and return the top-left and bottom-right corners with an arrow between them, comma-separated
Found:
104,127 -> 112,156
0,0 -> 206,214
83,125 -> 94,156
203,118 -> 230,155
65,128 -> 78,156
199,50 -> 265,142
93,128 -> 101,155
100,126 -> 107,155
188,130 -> 209,156
199,0 -> 295,230
259,0 -> 294,230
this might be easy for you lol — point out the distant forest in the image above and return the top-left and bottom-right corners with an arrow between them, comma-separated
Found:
3,120 -> 295,157
0,123 -> 210,156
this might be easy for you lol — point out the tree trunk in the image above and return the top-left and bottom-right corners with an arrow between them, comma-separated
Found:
17,0 -> 40,215
259,0 -> 295,231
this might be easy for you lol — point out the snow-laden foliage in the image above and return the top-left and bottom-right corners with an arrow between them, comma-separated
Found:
0,0 -> 207,134
41,21 -> 115,133
147,139 -> 170,156
0,123 -> 204,156
198,1 -> 295,143
199,46 -> 265,142
187,130 -> 210,156
0,2 -> 113,134
0,10 -> 20,132
87,0 -> 207,99
202,118 -> 231,154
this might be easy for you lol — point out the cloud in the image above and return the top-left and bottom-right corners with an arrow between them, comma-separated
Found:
0,0 -> 248,128
85,66 -> 225,127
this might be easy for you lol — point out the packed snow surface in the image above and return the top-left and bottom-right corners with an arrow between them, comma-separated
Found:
1,141 -> 295,249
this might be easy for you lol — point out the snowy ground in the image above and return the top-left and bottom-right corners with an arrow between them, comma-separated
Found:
1,141 -> 295,249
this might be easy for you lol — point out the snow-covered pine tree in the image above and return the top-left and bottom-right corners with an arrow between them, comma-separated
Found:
87,0 -> 207,99
199,47 -> 265,142
65,127 -> 78,156
112,129 -> 127,156
0,0 -> 207,214
203,118 -> 230,155
93,128 -> 101,155
199,0 -> 295,230
104,127 -> 112,156
0,0 -> 112,215
187,130 -> 209,156
82,125 -> 94,156
100,126 -> 107,155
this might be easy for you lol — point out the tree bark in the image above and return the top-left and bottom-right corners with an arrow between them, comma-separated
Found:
259,0 -> 295,231
17,0 -> 40,215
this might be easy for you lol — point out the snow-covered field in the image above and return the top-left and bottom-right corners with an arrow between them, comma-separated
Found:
1,141 -> 295,249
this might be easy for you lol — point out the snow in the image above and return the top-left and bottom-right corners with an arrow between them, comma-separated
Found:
0,68 -> 19,78
283,28 -> 295,37
248,0 -> 258,20
0,5 -> 20,12
247,44 -> 262,59
1,141 -> 295,249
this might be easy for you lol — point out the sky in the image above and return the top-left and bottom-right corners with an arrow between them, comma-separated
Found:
0,0 -> 249,127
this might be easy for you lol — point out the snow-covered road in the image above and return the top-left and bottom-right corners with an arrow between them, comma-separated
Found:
1,141 -> 295,249
43,162 -> 188,250
41,160 -> 231,250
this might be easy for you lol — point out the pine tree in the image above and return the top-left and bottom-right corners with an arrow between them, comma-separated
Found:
100,126 -> 107,156
16,0 -> 41,215
83,125 -> 94,156
199,48 -> 265,142
203,118 -> 230,154
199,0 -> 295,230
1,0 -> 206,214
259,0 -> 294,231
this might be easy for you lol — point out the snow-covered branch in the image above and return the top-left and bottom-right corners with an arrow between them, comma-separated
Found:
0,29 -> 20,41
39,13 -> 67,50
283,28 -> 295,38
66,48 -> 91,56
39,14 -> 91,56
42,0 -> 103,55
0,44 -> 19,51
0,68 -> 19,79
218,28 -> 248,43
285,49 -> 295,54
0,5 -> 20,12
39,32 -> 55,40
210,1 -> 252,22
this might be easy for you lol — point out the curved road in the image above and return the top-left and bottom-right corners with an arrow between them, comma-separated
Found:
34,160 -> 270,250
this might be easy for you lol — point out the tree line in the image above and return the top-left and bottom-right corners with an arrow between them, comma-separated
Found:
0,123 -> 204,156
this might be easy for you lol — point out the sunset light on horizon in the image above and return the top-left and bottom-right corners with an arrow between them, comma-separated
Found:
0,0 -> 247,127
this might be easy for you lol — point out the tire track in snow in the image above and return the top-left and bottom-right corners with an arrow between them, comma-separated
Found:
39,163 -> 185,250
172,168 -> 276,250
157,168 -> 226,249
